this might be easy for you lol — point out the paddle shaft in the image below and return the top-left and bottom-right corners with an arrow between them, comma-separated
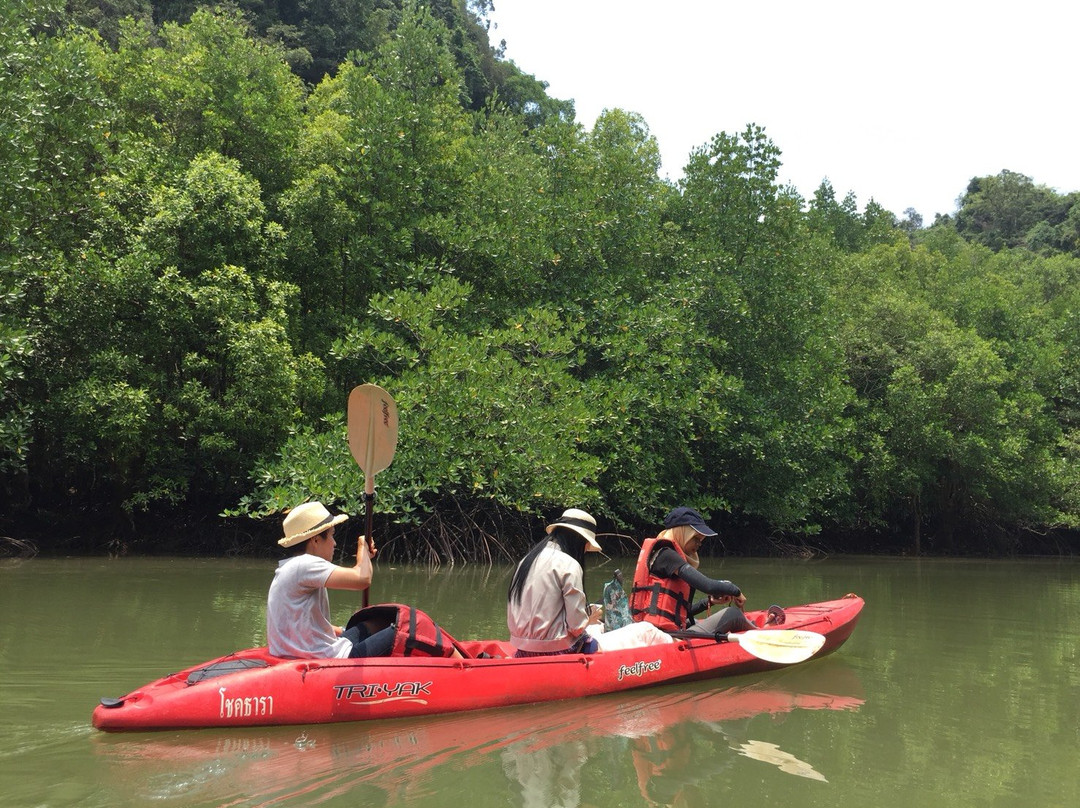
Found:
362,492 -> 374,607
360,399 -> 377,607
671,629 -> 751,643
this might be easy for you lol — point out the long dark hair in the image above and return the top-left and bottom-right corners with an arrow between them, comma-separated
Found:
508,526 -> 588,605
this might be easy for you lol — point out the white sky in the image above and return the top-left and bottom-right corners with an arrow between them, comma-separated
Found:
487,0 -> 1077,221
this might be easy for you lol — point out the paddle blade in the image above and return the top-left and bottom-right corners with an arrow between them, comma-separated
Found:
730,629 -> 826,664
347,384 -> 399,482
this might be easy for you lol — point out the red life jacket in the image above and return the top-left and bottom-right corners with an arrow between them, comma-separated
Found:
629,537 -> 694,631
345,603 -> 462,658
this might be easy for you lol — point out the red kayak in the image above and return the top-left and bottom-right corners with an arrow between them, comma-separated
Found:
92,594 -> 863,732
93,662 -> 865,803
93,659 -> 865,805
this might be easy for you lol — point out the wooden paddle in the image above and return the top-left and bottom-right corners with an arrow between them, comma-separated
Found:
347,384 -> 399,607
671,628 -> 826,664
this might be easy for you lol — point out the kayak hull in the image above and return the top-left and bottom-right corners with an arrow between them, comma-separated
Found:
92,595 -> 863,731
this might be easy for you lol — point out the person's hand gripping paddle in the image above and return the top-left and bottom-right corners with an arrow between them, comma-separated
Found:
347,384 -> 398,607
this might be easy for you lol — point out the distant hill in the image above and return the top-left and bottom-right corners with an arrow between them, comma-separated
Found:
68,0 -> 573,124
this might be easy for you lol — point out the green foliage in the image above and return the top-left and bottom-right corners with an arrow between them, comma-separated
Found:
240,278 -> 604,558
675,124 -> 784,267
585,110 -> 672,298
5,3 -> 1080,557
0,3 -> 112,259
583,292 -> 739,523
836,239 -> 1076,550
807,180 -> 861,251
445,103 -> 552,314
671,125 -> 855,531
139,151 -> 284,277
29,246 -> 305,511
0,323 -> 33,480
274,0 -> 477,376
955,170 -> 1066,252
807,180 -> 901,252
103,6 -> 305,195
66,0 -> 152,47
1,1 -> 114,493
74,0 -> 564,127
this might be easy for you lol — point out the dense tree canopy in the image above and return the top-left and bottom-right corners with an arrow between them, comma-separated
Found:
2,1 -> 1078,558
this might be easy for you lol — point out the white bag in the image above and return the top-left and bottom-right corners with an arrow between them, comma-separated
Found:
593,621 -> 674,652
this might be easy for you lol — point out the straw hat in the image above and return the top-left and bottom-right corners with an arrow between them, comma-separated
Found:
546,508 -> 601,552
279,501 -> 349,548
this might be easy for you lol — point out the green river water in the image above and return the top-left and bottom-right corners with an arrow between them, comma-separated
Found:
1,554 -> 1076,807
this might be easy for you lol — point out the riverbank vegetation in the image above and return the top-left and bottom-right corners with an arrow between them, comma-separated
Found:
3,1 -> 1079,560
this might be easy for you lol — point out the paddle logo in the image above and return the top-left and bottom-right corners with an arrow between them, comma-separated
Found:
616,659 -> 662,681
334,681 -> 433,706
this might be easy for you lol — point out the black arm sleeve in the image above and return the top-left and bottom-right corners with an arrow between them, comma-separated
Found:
648,546 -> 686,578
674,563 -> 742,599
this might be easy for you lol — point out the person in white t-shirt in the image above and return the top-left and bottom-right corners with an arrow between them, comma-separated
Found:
266,501 -> 394,659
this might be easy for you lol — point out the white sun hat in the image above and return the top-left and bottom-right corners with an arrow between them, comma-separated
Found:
546,508 -> 601,552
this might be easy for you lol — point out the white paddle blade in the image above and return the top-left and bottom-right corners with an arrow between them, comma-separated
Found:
347,384 -> 399,480
730,629 -> 826,664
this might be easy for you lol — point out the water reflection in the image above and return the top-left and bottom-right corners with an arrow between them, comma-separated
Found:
735,740 -> 826,781
92,660 -> 863,807
502,739 -> 587,808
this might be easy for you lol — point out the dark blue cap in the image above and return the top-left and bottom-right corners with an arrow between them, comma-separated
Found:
663,506 -> 717,537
